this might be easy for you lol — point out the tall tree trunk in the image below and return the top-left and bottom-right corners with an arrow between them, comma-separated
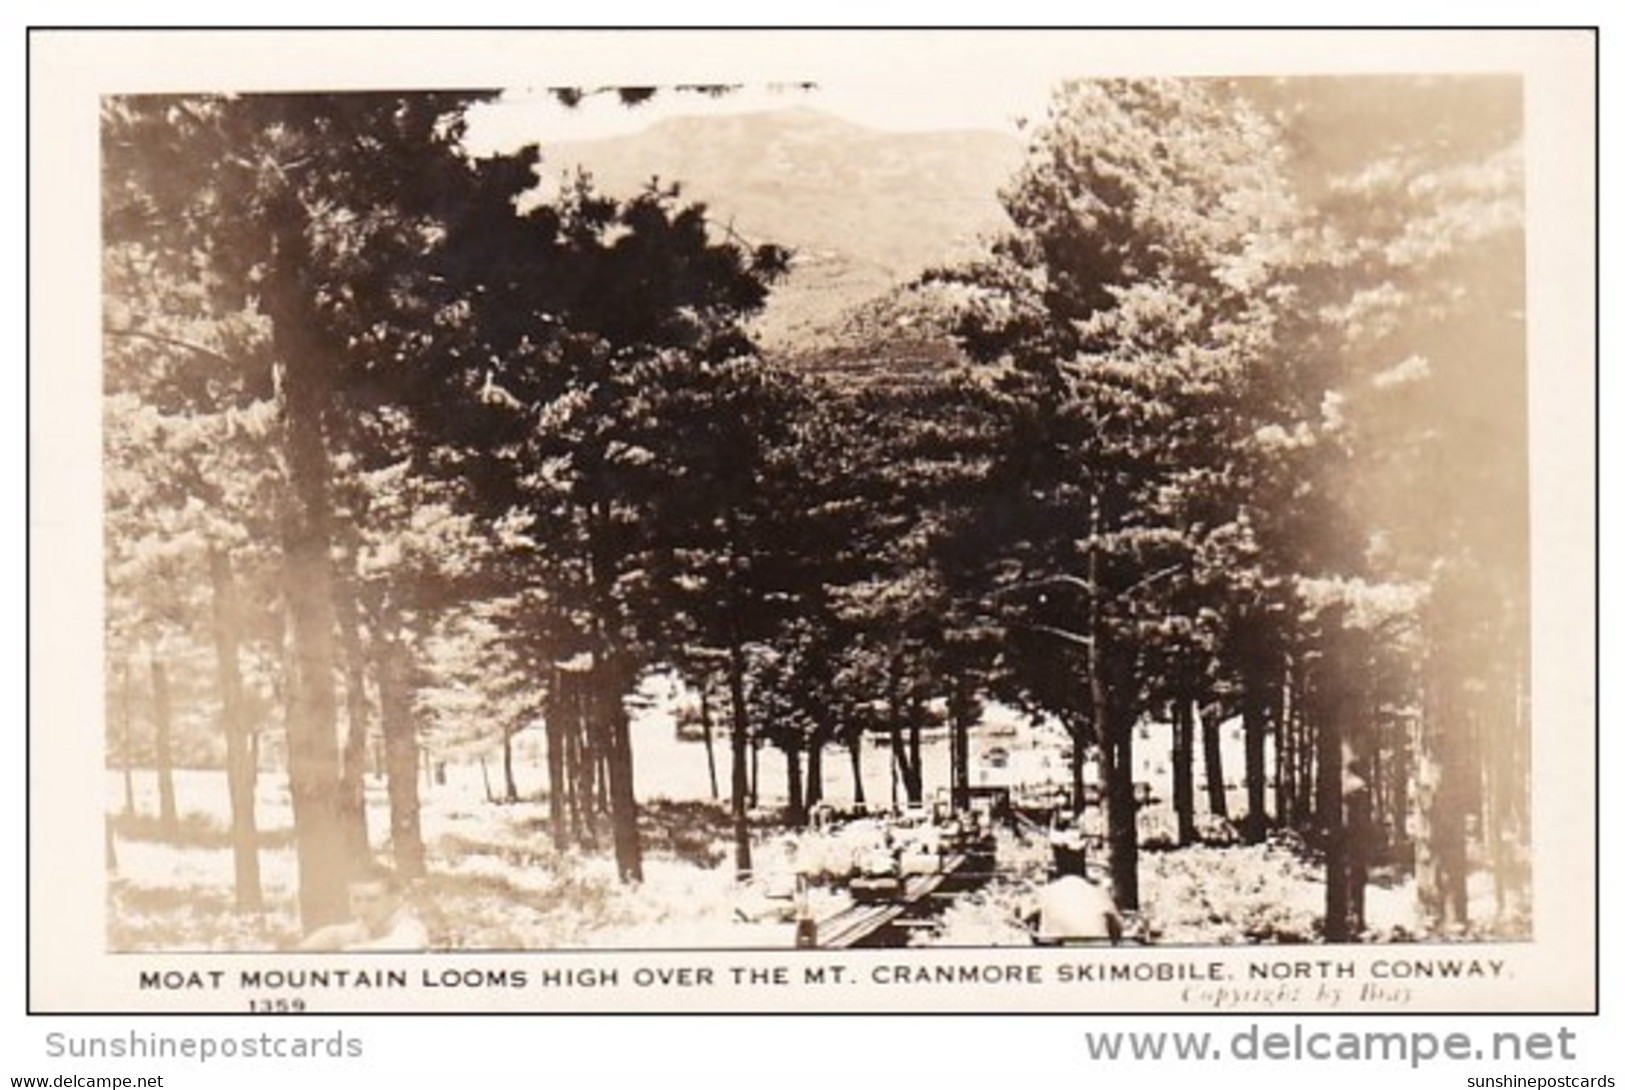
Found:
1349,666 -> 1375,936
1315,653 -> 1349,942
604,689 -> 641,876
848,735 -> 866,807
1416,629 -> 1471,933
1088,501 -> 1138,909
1370,714 -> 1394,860
375,617 -> 425,879
575,686 -> 599,845
502,726 -> 520,803
699,679 -> 720,801
885,666 -> 922,805
904,699 -> 924,805
1093,644 -> 1139,910
726,638 -> 754,879
1274,654 -> 1295,827
265,244 -> 361,929
1317,619 -> 1369,942
332,577 -> 372,867
806,722 -> 828,810
598,657 -> 643,883
1388,713 -> 1412,867
1171,686 -> 1196,845
889,743 -> 900,808
784,740 -> 806,827
118,659 -> 136,817
886,732 -> 900,807
1068,711 -> 1089,818
1347,768 -> 1373,935
545,669 -> 568,849
749,736 -> 760,808
1294,669 -> 1317,829
1199,699 -> 1228,819
1238,613 -> 1273,843
949,680 -> 974,812
886,667 -> 904,808
595,737 -> 612,817
208,549 -> 263,913
148,651 -> 179,840
564,688 -> 588,845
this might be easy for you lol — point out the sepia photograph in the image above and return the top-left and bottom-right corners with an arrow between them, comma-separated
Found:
30,27 -> 1597,1014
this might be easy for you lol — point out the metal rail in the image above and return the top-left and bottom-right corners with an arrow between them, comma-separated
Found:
808,854 -> 967,949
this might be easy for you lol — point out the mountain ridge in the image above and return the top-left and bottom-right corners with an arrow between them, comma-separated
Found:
531,106 -> 1023,349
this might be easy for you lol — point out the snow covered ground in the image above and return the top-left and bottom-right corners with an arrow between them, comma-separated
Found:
105,707 -> 1525,951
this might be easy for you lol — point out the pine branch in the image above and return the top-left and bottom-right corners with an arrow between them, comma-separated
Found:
1025,623 -> 1094,648
103,326 -> 235,368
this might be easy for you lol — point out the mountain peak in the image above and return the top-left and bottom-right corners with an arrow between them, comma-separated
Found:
635,104 -> 873,141
538,111 -> 1023,349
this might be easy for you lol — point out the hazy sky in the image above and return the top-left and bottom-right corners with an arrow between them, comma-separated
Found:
457,36 -> 1100,154
448,27 -> 1570,158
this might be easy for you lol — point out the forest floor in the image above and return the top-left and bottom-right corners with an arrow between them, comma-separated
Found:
105,766 -> 1526,952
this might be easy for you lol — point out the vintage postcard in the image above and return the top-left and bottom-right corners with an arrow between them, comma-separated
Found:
28,28 -> 1596,1013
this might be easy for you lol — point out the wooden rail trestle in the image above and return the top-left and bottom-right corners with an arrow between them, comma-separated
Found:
805,853 -> 971,949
